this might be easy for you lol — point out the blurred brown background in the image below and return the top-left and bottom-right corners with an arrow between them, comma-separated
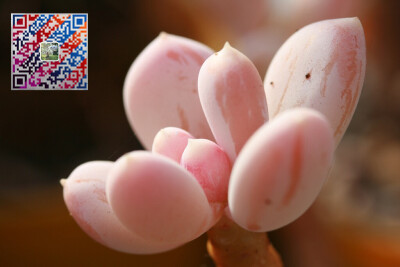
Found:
1,0 -> 399,266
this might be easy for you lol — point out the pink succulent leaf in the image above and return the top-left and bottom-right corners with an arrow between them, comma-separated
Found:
264,18 -> 366,147
106,151 -> 217,244
123,33 -> 214,149
152,127 -> 194,163
63,161 -> 182,254
228,108 -> 334,232
181,138 -> 231,225
198,43 -> 268,162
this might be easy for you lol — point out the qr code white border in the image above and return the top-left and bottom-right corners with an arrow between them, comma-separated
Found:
11,13 -> 89,91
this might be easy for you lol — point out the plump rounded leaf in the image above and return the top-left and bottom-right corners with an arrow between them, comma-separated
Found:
228,108 -> 334,232
181,138 -> 231,204
124,33 -> 214,149
264,18 -> 366,146
106,151 -> 213,244
152,127 -> 193,163
62,161 -> 181,254
198,43 -> 268,162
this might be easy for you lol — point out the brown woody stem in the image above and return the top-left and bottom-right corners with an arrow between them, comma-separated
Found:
207,216 -> 283,267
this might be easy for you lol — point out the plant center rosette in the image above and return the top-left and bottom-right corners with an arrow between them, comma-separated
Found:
61,18 -> 366,265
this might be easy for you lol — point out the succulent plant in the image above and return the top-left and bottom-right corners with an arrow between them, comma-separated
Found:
61,17 -> 366,266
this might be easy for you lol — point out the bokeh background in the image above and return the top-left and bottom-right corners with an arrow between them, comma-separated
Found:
1,0 -> 399,266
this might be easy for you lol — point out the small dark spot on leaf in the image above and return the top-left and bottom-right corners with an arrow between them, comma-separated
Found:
305,73 -> 311,79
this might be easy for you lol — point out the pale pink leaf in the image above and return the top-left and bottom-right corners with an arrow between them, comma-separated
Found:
264,18 -> 366,146
180,139 -> 231,228
124,33 -> 214,149
152,127 -> 193,163
106,151 -> 214,244
198,43 -> 268,162
228,108 -> 334,232
63,161 -> 181,254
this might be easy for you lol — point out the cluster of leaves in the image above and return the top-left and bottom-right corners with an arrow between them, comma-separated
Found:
62,18 -> 366,256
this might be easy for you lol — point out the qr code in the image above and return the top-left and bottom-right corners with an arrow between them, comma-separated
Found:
11,14 -> 88,90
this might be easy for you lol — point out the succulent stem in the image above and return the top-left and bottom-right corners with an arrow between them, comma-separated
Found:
207,216 -> 283,267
